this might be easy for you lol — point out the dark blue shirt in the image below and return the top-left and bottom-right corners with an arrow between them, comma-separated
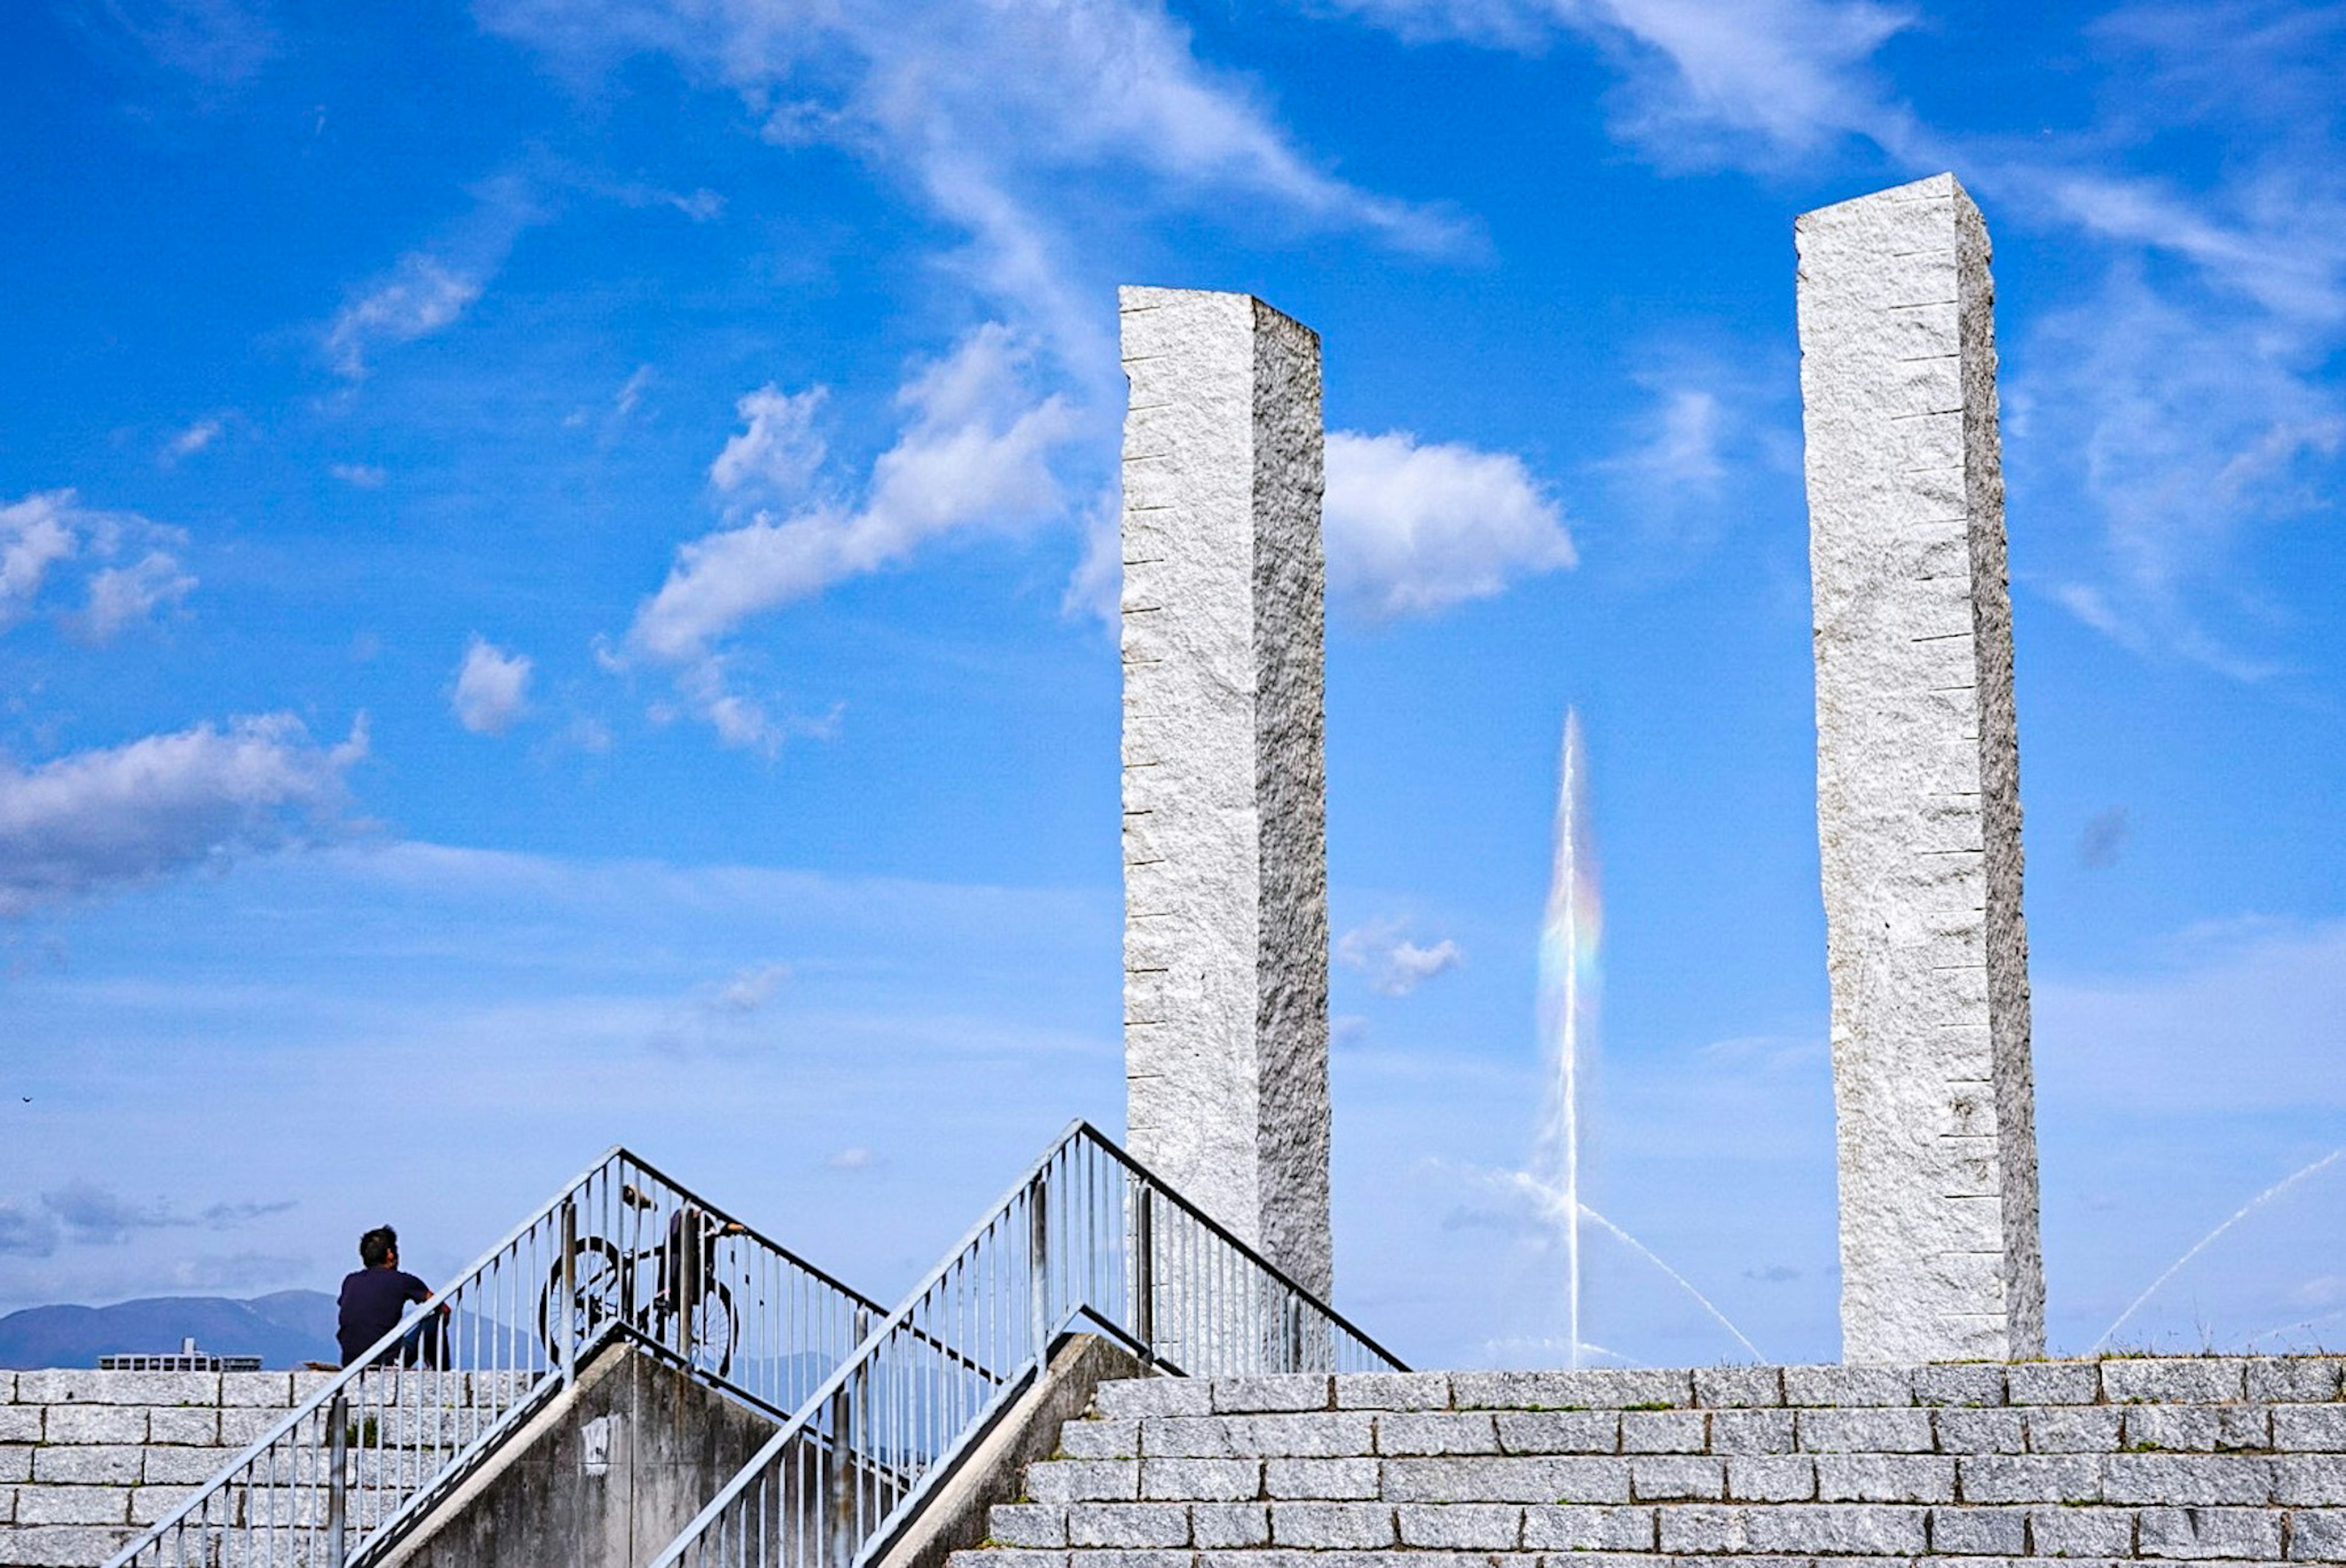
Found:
337,1266 -> 431,1366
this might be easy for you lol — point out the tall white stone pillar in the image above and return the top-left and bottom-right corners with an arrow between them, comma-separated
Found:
1117,285 -> 1331,1302
1796,175 -> 2045,1363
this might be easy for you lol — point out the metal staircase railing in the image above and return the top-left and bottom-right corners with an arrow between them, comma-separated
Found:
648,1120 -> 1406,1568
108,1147 -> 883,1568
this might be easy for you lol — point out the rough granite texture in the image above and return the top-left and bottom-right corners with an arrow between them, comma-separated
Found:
1118,285 -> 1332,1302
1796,173 -> 2044,1365
956,1360 -> 2346,1567
1,1368 -> 337,1568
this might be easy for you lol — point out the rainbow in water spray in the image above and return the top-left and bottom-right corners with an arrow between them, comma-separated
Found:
1534,708 -> 1601,1368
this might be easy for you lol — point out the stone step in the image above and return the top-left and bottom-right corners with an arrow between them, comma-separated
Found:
1047,1406 -> 2346,1462
945,1363 -> 2346,1568
971,1498 -> 2344,1559
1094,1362 -> 2346,1417
1014,1449 -> 2346,1505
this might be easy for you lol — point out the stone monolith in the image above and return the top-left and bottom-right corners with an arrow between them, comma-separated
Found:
1796,174 -> 2045,1363
1117,285 -> 1331,1302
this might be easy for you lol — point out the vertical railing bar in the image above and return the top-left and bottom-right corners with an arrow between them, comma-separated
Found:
1037,1162 -> 1050,1355
1135,1185 -> 1155,1364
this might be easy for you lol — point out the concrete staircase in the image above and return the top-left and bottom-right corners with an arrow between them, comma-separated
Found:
952,1360 -> 2346,1565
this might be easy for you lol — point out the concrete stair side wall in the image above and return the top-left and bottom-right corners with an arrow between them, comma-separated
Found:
952,1360 -> 2346,1565
379,1341 -> 777,1568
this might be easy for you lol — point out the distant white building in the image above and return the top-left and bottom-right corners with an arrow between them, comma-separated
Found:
98,1335 -> 262,1373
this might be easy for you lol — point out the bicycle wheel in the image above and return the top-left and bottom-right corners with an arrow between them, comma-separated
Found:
683,1280 -> 738,1379
537,1238 -> 629,1366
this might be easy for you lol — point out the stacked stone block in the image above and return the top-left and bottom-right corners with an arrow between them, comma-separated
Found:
1,1368 -> 339,1566
956,1360 -> 2346,1565
1,1367 -> 542,1568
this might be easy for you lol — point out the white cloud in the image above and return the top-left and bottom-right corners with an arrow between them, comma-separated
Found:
331,463 -> 388,489
1,490 -> 194,641
626,326 -> 1076,746
451,638 -> 534,735
1324,429 -> 1574,617
0,714 -> 367,916
0,492 -> 80,628
707,384 -> 828,504
826,1147 -> 877,1172
80,552 -> 197,641
161,417 -> 224,464
1336,919 -> 1466,996
326,254 -> 483,378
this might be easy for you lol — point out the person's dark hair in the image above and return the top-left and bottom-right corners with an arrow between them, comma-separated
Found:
359,1225 -> 398,1269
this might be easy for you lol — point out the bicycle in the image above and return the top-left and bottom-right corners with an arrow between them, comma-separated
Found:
538,1184 -> 744,1376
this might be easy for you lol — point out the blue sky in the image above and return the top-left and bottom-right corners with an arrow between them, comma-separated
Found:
2,0 -> 2342,1370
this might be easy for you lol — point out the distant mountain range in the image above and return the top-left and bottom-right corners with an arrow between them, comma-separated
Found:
0,1291 -> 341,1370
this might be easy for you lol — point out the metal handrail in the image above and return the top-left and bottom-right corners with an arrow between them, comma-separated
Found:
108,1148 -> 885,1568
649,1120 -> 1405,1568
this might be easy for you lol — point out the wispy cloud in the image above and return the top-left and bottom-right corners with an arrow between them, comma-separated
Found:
1325,429 -> 1574,617
0,713 -> 367,916
0,1183 -> 298,1256
84,0 -> 279,86
1610,385 -> 1727,497
482,0 -> 1466,365
1591,352 -> 1797,569
451,637 -> 533,735
613,364 -> 653,420
323,173 -> 552,381
43,1181 -> 188,1245
326,255 -> 484,379
1978,10 -> 2346,677
1320,0 -> 1917,164
331,462 -> 387,489
160,416 -> 225,465
0,1203 -> 58,1257
711,960 -> 790,1016
1319,0 -> 2342,674
2017,267 -> 2342,677
623,325 -> 1076,748
1061,483 -> 1124,627
645,959 -> 796,1055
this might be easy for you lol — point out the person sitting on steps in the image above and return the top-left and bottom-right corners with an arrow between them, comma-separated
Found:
336,1224 -> 448,1369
